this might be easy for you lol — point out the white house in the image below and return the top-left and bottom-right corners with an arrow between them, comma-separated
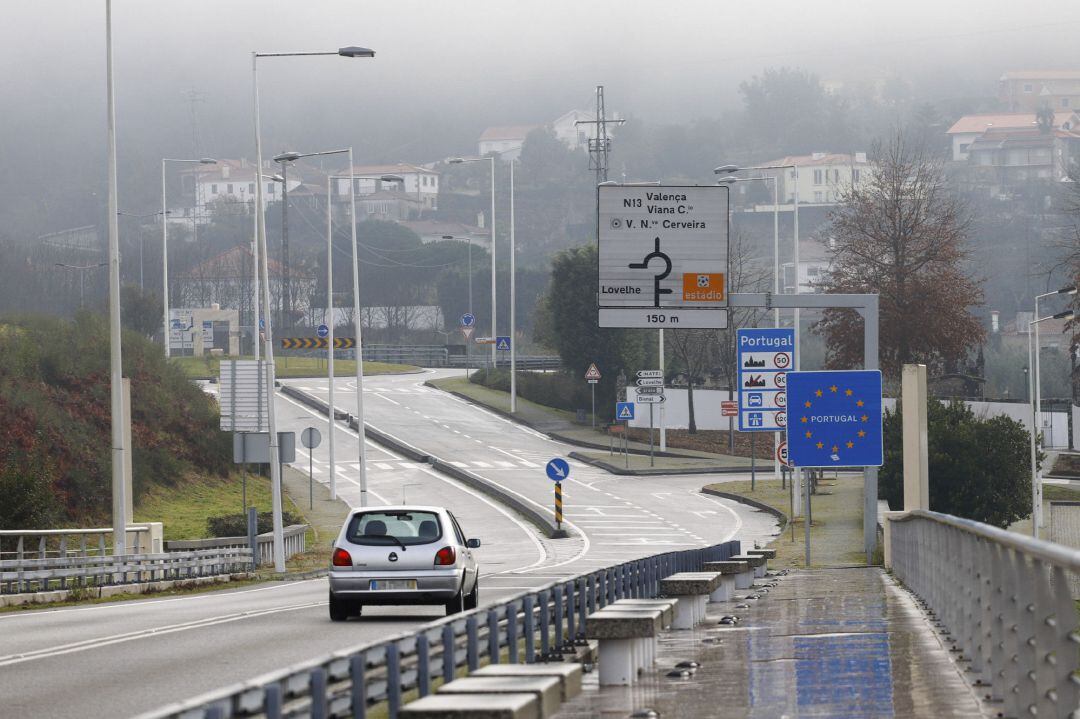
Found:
477,125 -> 540,160
334,163 -> 440,214
754,152 -> 872,205
945,113 -> 1041,162
185,159 -> 302,217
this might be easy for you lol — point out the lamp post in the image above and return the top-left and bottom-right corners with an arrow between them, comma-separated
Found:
443,234 -> 473,378
274,149 -> 356,502
509,158 -> 517,412
162,158 -> 217,358
251,46 -> 374,571
1028,308 -> 1075,537
55,262 -> 107,308
1031,286 -> 1076,529
449,156 -> 497,367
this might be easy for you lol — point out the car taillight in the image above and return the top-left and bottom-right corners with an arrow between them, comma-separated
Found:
434,546 -> 456,566
332,548 -> 352,567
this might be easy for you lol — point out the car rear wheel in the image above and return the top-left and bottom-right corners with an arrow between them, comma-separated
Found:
464,578 -> 479,610
444,587 -> 465,616
329,591 -> 350,622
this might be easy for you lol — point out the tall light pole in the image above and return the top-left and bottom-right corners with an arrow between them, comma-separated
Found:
1029,308 -> 1075,537
717,169 -> 782,480
251,46 -> 374,570
449,156 -> 497,367
443,234 -> 474,378
1032,285 -> 1076,529
162,157 -> 216,358
274,149 -> 356,501
55,262 -> 107,308
104,0 -> 128,555
509,158 -> 517,412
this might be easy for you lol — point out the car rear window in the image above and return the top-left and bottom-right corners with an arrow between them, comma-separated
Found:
346,510 -> 443,546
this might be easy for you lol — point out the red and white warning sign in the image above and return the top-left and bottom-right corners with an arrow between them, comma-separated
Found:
584,363 -> 602,381
776,441 -> 790,465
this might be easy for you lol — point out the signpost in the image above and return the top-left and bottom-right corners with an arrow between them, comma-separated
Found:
495,336 -> 511,351
635,372 -> 667,466
301,427 -> 322,509
597,185 -> 729,329
545,458 -> 570,534
584,363 -> 602,427
316,324 -> 329,339
474,337 -> 495,345
615,401 -> 635,469
737,328 -> 794,432
461,314 -> 476,378
786,369 -> 884,565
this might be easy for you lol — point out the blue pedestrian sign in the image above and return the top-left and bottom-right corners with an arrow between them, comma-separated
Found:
461,313 -> 475,327
786,370 -> 883,468
496,336 -> 511,351
316,324 -> 329,339
737,328 -> 794,432
616,402 -> 635,421
545,457 -> 570,482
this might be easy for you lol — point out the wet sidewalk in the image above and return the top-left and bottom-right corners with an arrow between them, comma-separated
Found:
554,567 -> 989,718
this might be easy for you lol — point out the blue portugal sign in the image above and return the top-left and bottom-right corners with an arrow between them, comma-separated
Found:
786,370 -> 883,468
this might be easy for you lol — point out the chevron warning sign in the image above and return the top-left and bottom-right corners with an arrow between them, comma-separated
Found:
280,337 -> 356,350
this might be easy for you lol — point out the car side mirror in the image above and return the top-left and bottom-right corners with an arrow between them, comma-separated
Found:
466,538 -> 481,549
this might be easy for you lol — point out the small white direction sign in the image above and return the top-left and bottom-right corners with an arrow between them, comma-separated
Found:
636,386 -> 664,395
636,394 -> 666,404
637,370 -> 663,378
637,377 -> 664,386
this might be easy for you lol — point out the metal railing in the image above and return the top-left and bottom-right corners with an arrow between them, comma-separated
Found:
888,510 -> 1080,718
446,355 -> 562,371
0,524 -> 163,562
136,540 -> 740,719
1,546 -> 253,595
361,345 -> 449,366
166,525 -> 309,567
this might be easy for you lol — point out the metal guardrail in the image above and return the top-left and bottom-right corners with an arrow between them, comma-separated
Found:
136,539 -> 740,719
446,355 -> 562,371
888,510 -> 1080,718
166,525 -> 309,567
0,524 -> 163,561
0,547 -> 253,595
362,345 -> 449,366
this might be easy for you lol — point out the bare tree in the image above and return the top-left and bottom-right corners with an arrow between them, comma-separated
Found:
815,131 -> 984,379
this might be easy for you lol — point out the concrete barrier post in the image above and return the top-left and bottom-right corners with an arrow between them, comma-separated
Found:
901,364 -> 930,512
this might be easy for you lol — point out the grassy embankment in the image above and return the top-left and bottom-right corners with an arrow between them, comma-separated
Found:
171,355 -> 416,379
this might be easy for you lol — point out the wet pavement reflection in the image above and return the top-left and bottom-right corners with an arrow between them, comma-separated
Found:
553,567 -> 989,718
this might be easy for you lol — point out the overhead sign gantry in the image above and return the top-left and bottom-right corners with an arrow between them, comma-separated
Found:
597,184 -> 729,328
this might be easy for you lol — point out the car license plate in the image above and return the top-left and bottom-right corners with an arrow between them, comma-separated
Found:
370,579 -> 416,590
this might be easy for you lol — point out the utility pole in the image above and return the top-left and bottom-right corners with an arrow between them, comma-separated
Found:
280,162 -> 291,331
575,85 -> 626,184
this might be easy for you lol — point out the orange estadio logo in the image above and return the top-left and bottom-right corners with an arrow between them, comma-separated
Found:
682,273 -> 725,302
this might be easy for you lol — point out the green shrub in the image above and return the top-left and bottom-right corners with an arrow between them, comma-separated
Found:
470,368 -> 592,414
880,399 -> 1033,528
206,511 -> 305,537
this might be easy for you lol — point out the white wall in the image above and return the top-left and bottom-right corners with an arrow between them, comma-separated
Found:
628,387 -> 1069,446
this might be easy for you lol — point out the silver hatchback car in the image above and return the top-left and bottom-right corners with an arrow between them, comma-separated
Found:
328,505 -> 480,620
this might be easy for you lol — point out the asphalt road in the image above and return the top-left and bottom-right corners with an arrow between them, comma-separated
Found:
0,370 -> 777,718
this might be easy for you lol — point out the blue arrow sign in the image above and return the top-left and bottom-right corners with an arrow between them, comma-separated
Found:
616,402 -> 635,421
545,457 -> 570,482
496,336 -> 511,351
317,324 -> 329,339
461,313 -> 475,327
259,318 -> 265,330
786,370 -> 883,468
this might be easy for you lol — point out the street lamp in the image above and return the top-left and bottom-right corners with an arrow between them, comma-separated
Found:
509,158 -> 518,412
117,210 -> 168,291
1028,308 -> 1074,537
55,262 -> 107,308
443,233 -> 474,378
449,156 -> 497,367
162,157 -> 217,358
274,148 -> 360,503
251,46 -> 374,571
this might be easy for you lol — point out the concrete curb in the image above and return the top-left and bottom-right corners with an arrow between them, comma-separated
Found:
567,451 -> 751,476
700,487 -> 789,529
282,385 -> 563,539
0,573 -> 256,608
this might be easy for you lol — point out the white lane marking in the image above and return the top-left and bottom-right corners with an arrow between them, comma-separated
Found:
0,578 -> 326,622
375,463 -> 394,471
450,461 -> 468,468
0,601 -> 325,667
693,491 -> 744,542
278,393 -> 402,461
494,461 -> 516,468
409,465 -> 548,572
472,461 -> 493,468
374,393 -> 401,406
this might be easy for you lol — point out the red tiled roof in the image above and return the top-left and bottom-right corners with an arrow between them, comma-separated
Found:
947,113 -> 1037,134
761,153 -> 869,167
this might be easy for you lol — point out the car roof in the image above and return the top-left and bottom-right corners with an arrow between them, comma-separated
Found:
347,505 -> 448,517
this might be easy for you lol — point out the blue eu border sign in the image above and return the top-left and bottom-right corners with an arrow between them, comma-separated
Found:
737,328 -> 794,432
786,370 -> 883,468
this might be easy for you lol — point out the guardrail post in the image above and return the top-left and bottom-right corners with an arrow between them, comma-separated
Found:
487,608 -> 499,664
264,682 -> 283,719
578,577 -> 588,641
523,595 -> 536,662
309,667 -> 328,719
386,643 -> 402,719
467,615 -> 479,671
565,582 -> 575,647
538,590 -> 551,659
351,654 -> 368,718
506,601 -> 518,663
442,624 -> 456,684
553,584 -> 564,652
417,633 -> 430,697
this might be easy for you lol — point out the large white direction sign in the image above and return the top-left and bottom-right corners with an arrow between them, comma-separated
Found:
598,184 -> 729,329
